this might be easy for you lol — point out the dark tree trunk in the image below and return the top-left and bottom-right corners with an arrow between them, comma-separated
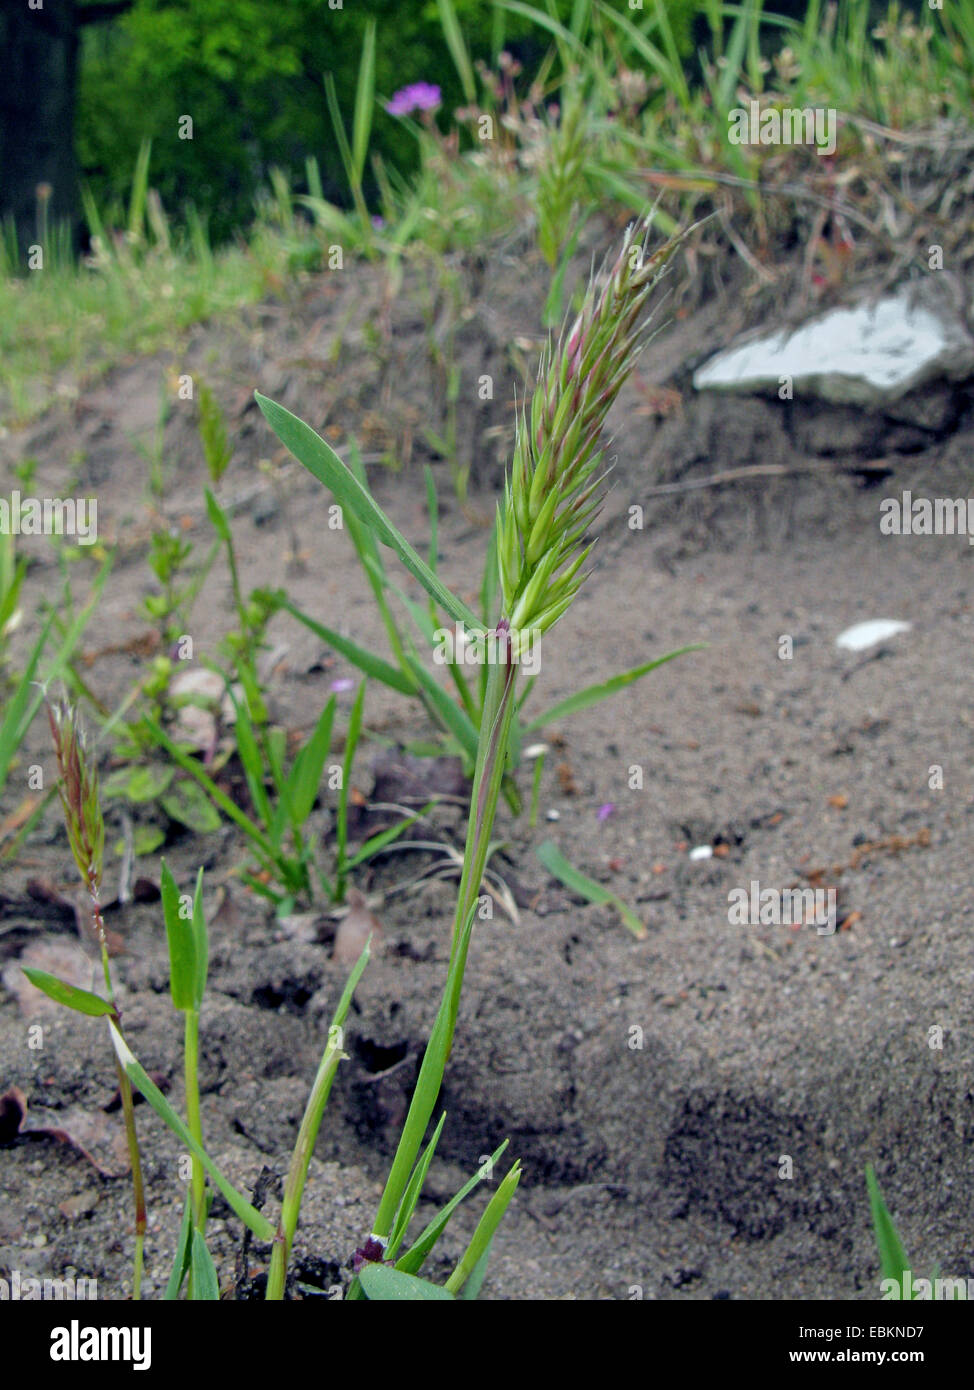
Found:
0,0 -> 81,259
0,0 -> 131,263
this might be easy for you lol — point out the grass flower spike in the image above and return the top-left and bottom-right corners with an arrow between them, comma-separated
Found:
498,220 -> 683,654
48,696 -> 106,904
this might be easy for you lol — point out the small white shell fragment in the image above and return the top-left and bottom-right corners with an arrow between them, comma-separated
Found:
545,809 -> 560,821
836,619 -> 911,652
689,844 -> 713,862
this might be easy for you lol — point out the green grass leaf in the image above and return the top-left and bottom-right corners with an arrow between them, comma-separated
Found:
281,599 -> 415,695
0,555 -> 111,796
161,859 -> 196,1013
372,905 -> 479,1239
353,20 -> 377,186
536,839 -> 647,940
190,1230 -> 220,1301
276,697 -> 335,838
525,645 -> 702,731
21,968 -> 114,1018
108,1022 -> 275,1242
224,688 -> 273,832
395,1140 -> 509,1276
336,681 -> 366,890
191,867 -> 208,1006
255,394 -> 483,633
359,1264 -> 455,1301
164,1195 -> 194,1301
866,1164 -> 911,1290
446,1160 -> 521,1296
435,0 -> 477,104
387,1113 -> 447,1261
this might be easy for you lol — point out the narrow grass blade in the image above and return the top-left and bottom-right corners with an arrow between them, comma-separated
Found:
445,1160 -> 521,1295
395,1139 -> 509,1276
108,1022 -> 276,1242
0,556 -> 110,793
536,839 -> 647,939
499,0 -> 588,59
435,0 -> 477,104
403,646 -> 479,767
127,138 -> 152,242
387,1113 -> 447,1260
372,905 -> 479,1239
344,804 -> 429,871
225,687 -> 273,832
160,860 -> 196,1012
866,1164 -> 911,1290
352,20 -> 377,186
21,969 -> 114,1018
525,645 -> 702,731
281,599 -> 415,695
460,1244 -> 492,1300
164,1195 -> 193,1300
596,1 -> 689,108
276,696 -> 335,837
266,941 -> 370,1300
336,681 -> 366,888
255,394 -> 483,632
190,1230 -> 220,1300
191,867 -> 207,1007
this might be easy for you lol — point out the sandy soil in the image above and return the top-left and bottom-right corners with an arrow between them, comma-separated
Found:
2,226 -> 973,1300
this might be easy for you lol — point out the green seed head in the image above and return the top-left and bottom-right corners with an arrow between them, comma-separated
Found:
499,220 -> 684,640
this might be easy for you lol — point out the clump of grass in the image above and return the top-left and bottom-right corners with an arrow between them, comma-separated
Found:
255,217 -> 694,1296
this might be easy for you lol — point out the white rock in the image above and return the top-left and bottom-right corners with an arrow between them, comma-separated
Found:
693,291 -> 974,405
169,666 -> 224,749
689,844 -> 713,862
836,619 -> 911,652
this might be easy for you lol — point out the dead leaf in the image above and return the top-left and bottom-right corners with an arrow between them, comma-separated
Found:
0,1087 -> 130,1177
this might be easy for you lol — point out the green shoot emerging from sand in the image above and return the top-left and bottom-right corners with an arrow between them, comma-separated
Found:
256,219 -> 696,1297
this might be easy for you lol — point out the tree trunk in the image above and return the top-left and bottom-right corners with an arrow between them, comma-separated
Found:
0,0 -> 84,261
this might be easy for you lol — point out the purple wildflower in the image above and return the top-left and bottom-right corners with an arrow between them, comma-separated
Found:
597,803 -> 615,821
385,82 -> 441,117
330,678 -> 355,693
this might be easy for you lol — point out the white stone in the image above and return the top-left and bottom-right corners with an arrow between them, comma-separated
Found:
836,619 -> 911,652
693,291 -> 974,404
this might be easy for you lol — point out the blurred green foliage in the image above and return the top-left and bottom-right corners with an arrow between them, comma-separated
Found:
77,0 -> 702,243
